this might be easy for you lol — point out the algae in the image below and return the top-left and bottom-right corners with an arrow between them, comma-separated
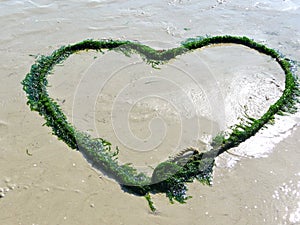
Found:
22,35 -> 299,211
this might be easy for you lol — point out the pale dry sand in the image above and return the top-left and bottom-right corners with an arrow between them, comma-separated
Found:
0,1 -> 300,224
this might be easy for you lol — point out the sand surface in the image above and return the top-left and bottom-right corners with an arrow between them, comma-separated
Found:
0,0 -> 300,224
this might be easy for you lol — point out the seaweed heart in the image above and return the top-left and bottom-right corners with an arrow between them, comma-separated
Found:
22,35 -> 299,210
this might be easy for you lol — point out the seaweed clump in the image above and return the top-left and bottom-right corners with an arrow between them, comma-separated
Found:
22,36 -> 299,211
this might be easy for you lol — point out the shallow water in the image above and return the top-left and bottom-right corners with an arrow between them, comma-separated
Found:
0,0 -> 300,224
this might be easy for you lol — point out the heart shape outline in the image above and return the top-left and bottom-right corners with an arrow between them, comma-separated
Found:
22,35 -> 299,210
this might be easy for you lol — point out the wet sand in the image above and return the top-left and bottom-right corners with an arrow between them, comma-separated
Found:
0,0 -> 300,224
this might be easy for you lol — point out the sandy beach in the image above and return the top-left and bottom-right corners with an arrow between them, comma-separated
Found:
0,0 -> 300,224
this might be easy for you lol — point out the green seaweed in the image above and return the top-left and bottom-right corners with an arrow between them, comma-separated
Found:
22,35 -> 299,211
211,131 -> 227,149
145,193 -> 156,212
